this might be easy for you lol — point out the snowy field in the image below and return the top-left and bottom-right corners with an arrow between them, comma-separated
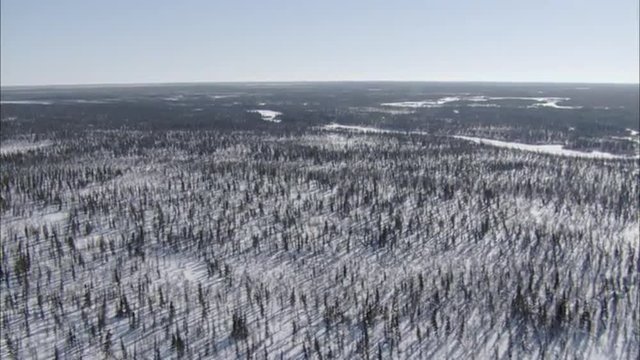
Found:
320,123 -> 428,135
0,140 -> 53,155
1,100 -> 53,105
453,135 -> 639,159
248,109 -> 282,123
381,95 -> 582,110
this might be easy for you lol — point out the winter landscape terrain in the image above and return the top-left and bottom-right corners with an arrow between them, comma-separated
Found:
0,82 -> 638,359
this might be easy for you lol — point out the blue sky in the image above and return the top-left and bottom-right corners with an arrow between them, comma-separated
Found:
1,0 -> 638,85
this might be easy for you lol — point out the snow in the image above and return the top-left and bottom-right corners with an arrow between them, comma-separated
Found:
528,99 -> 582,110
1,100 -> 53,105
156,256 -> 209,284
381,96 -> 467,108
320,123 -> 428,135
453,135 -> 639,159
485,96 -> 582,109
1,127 -> 638,359
627,128 -> 639,136
380,95 -> 582,109
380,100 -> 439,108
248,109 -> 282,123
467,103 -> 500,108
352,107 -> 415,115
69,99 -> 112,104
620,222 -> 640,247
163,95 -> 184,101
0,140 -> 53,155
0,208 -> 68,241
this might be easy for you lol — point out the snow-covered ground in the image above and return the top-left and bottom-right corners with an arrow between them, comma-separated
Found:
380,95 -> 582,109
320,123 -> 428,135
453,135 -> 638,159
0,140 -> 53,155
1,128 -> 637,359
248,109 -> 282,123
163,95 -> 185,102
381,96 -> 474,108
1,100 -> 53,105
351,107 -> 415,115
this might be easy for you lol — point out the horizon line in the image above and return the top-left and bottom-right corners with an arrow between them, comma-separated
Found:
2,79 -> 639,90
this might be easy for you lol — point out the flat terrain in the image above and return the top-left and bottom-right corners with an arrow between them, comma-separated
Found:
1,82 -> 638,359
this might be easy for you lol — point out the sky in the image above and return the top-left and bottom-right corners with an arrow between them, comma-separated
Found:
1,0 -> 639,86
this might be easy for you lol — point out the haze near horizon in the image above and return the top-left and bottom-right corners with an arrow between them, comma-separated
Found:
1,0 -> 639,86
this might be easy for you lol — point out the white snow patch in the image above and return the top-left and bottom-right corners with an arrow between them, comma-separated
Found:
69,99 -> 111,104
627,128 -> 639,136
163,95 -> 184,102
352,106 -> 415,115
248,109 -> 282,123
620,223 -> 640,247
453,135 -> 639,159
1,100 -> 53,105
381,96 -> 468,108
1,208 -> 68,239
381,95 -> 582,109
320,123 -> 428,135
156,256 -> 209,284
0,140 -> 53,155
488,96 -> 582,109
467,103 -> 500,108
380,100 -> 438,108
41,212 -> 68,224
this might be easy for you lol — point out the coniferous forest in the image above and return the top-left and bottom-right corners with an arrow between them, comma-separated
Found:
1,82 -> 638,359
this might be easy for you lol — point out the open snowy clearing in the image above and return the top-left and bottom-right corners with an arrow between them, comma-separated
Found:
0,140 -> 53,155
320,123 -> 428,135
163,95 -> 185,102
320,124 -> 635,159
248,109 -> 282,123
381,95 -> 582,109
453,135 -> 639,159
351,106 -> 415,115
380,96 -> 478,108
1,100 -> 53,105
67,99 -> 113,104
